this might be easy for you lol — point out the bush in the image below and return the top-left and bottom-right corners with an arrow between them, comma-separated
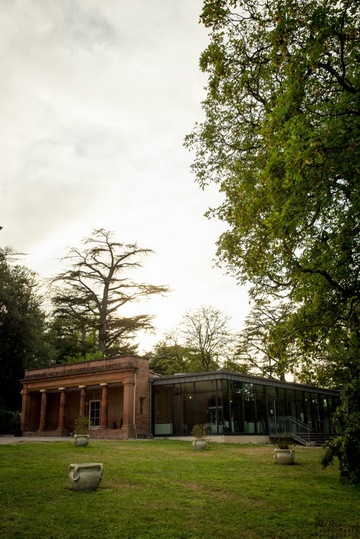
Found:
0,408 -> 20,435
73,416 -> 91,434
321,378 -> 360,484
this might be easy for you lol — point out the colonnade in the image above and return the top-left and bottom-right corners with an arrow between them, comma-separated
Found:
21,378 -> 136,437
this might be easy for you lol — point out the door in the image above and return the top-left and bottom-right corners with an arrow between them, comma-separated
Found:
89,400 -> 100,428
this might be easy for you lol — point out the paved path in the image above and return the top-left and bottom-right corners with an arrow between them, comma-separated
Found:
0,436 -> 71,444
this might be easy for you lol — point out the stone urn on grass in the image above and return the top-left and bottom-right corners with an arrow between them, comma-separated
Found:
191,424 -> 208,451
68,463 -> 104,491
273,433 -> 295,465
73,417 -> 90,447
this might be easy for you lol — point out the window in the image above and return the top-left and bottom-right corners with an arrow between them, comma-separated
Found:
89,400 -> 100,428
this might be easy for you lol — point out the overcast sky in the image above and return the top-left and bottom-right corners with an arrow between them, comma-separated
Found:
1,0 -> 250,352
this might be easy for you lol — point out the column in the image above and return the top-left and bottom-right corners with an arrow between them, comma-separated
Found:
122,375 -> 136,438
20,388 -> 30,432
79,386 -> 87,418
57,388 -> 66,432
39,390 -> 47,431
100,383 -> 108,429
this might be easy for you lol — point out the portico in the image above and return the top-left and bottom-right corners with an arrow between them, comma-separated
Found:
20,355 -> 152,439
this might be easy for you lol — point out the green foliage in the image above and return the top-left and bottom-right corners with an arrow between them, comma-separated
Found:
0,407 -> 20,435
272,433 -> 294,450
236,300 -> 295,380
47,318 -> 100,364
148,339 -> 197,375
61,350 -> 105,364
322,373 -> 360,484
0,249 -> 52,409
149,306 -> 240,374
186,0 -> 360,480
191,423 -> 208,438
186,0 -> 360,345
72,416 -> 91,434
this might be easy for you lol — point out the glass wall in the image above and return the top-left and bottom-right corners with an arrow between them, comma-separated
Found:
195,380 -> 217,433
256,385 -> 267,434
152,377 -> 340,437
153,385 -> 173,435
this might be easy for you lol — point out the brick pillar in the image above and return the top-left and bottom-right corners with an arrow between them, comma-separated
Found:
20,387 -> 30,432
39,390 -> 47,431
123,375 -> 136,438
79,386 -> 87,418
57,388 -> 66,433
100,383 -> 108,429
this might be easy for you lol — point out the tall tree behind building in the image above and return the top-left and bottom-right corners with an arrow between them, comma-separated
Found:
50,229 -> 169,361
180,305 -> 237,371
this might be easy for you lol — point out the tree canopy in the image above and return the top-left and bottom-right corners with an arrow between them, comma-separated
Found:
186,0 -> 360,481
149,306 -> 239,374
0,249 -> 51,409
148,335 -> 199,376
186,0 -> 359,375
236,300 -> 293,380
180,305 -> 236,370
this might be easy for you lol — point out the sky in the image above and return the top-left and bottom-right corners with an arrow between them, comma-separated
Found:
0,0 -> 250,353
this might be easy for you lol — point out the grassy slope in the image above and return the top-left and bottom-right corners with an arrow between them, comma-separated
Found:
0,440 -> 359,539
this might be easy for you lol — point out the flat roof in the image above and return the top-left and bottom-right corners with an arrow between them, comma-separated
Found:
150,369 -> 339,396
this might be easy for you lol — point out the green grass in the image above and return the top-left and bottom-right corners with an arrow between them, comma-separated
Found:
0,440 -> 359,538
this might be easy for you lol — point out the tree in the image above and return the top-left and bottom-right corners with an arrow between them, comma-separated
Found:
321,348 -> 360,484
148,333 -> 198,375
236,300 -> 294,380
149,306 -> 240,374
180,305 -> 237,371
186,0 -> 360,481
0,248 -> 51,410
50,229 -> 168,359
186,0 -> 359,318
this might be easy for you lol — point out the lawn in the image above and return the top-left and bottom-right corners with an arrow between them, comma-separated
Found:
0,439 -> 359,539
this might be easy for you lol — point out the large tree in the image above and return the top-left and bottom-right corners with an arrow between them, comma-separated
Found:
0,249 -> 51,410
50,229 -> 168,359
149,306 -> 239,374
148,333 -> 199,376
186,0 -> 360,481
180,305 -> 237,371
236,300 -> 294,380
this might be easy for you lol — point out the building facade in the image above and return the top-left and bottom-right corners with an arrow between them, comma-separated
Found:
20,356 -> 154,439
20,356 -> 340,443
151,371 -> 340,443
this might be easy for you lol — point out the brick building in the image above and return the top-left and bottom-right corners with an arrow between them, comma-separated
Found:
20,355 -> 156,439
20,355 -> 340,444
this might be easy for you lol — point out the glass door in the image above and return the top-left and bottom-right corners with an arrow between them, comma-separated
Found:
89,400 -> 100,428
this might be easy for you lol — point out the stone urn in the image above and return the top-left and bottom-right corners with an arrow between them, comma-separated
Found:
273,448 -> 295,465
192,438 -> 208,451
68,463 -> 104,491
73,434 -> 90,447
191,424 -> 208,451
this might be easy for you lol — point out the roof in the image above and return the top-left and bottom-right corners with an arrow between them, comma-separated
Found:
150,369 -> 340,396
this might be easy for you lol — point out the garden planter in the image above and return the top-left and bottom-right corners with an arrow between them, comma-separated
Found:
68,463 -> 104,491
273,448 -> 295,465
73,434 -> 89,447
192,438 -> 208,451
